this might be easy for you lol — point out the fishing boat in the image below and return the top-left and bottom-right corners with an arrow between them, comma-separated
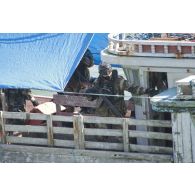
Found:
1,33 -> 195,163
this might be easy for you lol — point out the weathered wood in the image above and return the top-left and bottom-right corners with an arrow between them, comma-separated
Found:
6,136 -> 48,145
73,115 -> 79,149
52,115 -> 73,122
130,144 -> 173,154
0,111 -> 6,144
5,124 -> 47,133
129,130 -> 172,140
73,115 -> 85,149
0,144 -> 173,163
181,113 -> 192,162
3,111 -> 47,120
171,112 -> 195,163
84,116 -> 123,125
123,118 -> 129,152
54,139 -> 74,148
53,94 -> 97,108
53,127 -> 73,134
46,115 -> 54,147
85,128 -> 122,136
126,118 -> 171,127
85,141 -> 123,151
190,114 -> 195,162
0,92 -> 7,111
173,113 -> 183,162
78,115 -> 85,149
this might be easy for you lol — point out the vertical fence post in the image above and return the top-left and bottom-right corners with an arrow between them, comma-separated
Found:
123,118 -> 130,152
0,92 -> 7,111
0,111 -> 6,144
46,114 -> 54,147
73,114 -> 85,149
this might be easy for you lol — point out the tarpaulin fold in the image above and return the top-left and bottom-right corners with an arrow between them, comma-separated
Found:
0,33 -> 93,92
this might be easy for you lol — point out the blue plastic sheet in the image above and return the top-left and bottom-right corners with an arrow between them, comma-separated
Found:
0,33 -> 93,92
89,33 -> 108,65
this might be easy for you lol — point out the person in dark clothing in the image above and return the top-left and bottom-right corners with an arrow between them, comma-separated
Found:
86,63 -> 145,119
64,49 -> 94,93
3,88 -> 39,112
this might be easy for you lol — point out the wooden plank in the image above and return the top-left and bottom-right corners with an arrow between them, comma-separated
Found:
171,113 -> 179,162
126,118 -> 171,127
130,144 -> 173,154
52,115 -> 73,122
78,115 -> 85,149
53,127 -> 73,134
83,116 -> 123,125
3,111 -> 47,120
0,92 -> 7,111
6,136 -> 48,145
73,115 -> 85,149
5,125 -> 47,133
0,111 -> 6,144
0,144 -> 173,163
181,112 -> 192,162
85,128 -> 122,136
85,141 -> 123,151
123,118 -> 129,152
176,113 -> 184,162
54,139 -> 74,148
190,114 -> 195,162
129,130 -> 172,140
53,94 -> 97,108
46,115 -> 54,147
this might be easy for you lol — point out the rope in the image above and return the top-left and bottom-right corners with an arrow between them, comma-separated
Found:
62,91 -> 167,100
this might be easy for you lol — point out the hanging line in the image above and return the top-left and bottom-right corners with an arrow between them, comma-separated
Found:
62,91 -> 166,100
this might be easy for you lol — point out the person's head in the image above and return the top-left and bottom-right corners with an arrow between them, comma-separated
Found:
98,62 -> 112,78
80,49 -> 94,68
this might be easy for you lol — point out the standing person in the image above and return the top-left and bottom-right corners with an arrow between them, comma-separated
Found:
64,49 -> 94,93
64,49 -> 94,113
86,63 -> 145,119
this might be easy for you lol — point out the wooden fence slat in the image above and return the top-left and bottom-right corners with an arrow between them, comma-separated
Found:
0,92 -> 7,111
73,115 -> 80,149
190,115 -> 195,162
5,125 -> 47,133
123,118 -> 129,152
130,144 -> 173,154
78,115 -> 85,149
54,139 -> 75,148
3,111 -> 47,120
85,128 -> 122,137
0,111 -> 6,144
6,136 -> 48,145
181,113 -> 192,162
53,127 -> 73,134
52,115 -> 73,122
73,115 -> 85,149
127,118 -> 171,127
46,115 -> 54,147
85,141 -> 123,151
129,130 -> 172,140
84,116 -> 123,125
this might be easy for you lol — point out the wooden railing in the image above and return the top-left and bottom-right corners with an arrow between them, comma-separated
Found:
107,33 -> 195,58
0,111 -> 172,156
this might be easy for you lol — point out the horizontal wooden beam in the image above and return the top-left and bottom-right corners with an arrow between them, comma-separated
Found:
0,144 -> 173,163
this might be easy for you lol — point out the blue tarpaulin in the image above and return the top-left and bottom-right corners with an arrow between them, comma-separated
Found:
0,33 -> 93,92
89,33 -> 108,65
